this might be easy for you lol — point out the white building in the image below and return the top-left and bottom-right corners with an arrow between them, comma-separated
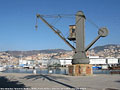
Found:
89,56 -> 119,65
59,59 -> 72,66
37,59 -> 49,67
107,58 -> 118,64
89,58 -> 106,64
19,59 -> 35,66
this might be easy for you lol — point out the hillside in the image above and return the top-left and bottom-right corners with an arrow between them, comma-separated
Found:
89,44 -> 120,57
4,49 -> 69,57
2,44 -> 120,58
91,44 -> 120,53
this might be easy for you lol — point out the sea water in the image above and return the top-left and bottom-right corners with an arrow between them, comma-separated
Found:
3,68 -> 120,74
4,68 -> 68,75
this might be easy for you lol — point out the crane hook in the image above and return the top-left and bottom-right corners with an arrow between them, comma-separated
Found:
35,15 -> 38,30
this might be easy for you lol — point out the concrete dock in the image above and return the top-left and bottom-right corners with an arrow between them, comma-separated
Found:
0,73 -> 120,90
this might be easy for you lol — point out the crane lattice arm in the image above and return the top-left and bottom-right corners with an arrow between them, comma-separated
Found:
36,14 -> 75,51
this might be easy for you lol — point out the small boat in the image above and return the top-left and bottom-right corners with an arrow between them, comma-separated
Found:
109,66 -> 120,70
92,66 -> 102,70
0,66 -> 6,72
48,70 -> 53,74
23,65 -> 30,69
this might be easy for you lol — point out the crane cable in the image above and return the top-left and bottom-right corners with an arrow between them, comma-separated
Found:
35,14 -> 100,40
35,16 -> 38,30
37,14 -> 74,39
40,14 -> 75,18
51,14 -> 62,25
38,14 -> 100,29
86,18 -> 100,29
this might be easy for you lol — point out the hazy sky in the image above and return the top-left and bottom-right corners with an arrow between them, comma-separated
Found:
0,0 -> 120,51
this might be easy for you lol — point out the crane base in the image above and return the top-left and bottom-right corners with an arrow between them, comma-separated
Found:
68,64 -> 93,76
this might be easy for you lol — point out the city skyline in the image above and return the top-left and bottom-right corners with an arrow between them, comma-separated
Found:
0,0 -> 120,51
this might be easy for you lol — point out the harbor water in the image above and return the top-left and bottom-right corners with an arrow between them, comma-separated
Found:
3,68 -> 68,74
3,68 -> 120,74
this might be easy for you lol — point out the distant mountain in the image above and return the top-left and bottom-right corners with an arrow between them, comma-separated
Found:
91,44 -> 120,53
2,44 -> 120,58
4,49 -> 70,57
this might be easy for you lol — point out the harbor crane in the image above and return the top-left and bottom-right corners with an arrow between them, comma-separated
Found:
35,11 -> 108,75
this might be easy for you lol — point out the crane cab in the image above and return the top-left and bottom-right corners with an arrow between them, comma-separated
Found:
68,25 -> 76,41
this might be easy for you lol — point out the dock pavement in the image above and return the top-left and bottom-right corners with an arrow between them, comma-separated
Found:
0,73 -> 120,90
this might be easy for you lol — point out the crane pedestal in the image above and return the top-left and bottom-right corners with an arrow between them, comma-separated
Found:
68,11 -> 93,76
68,64 -> 93,76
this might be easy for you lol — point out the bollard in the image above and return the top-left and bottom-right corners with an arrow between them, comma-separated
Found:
33,67 -> 37,74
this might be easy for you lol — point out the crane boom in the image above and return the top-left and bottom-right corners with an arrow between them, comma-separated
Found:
36,14 -> 75,50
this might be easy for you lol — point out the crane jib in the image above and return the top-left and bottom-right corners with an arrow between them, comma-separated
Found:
36,14 -> 75,51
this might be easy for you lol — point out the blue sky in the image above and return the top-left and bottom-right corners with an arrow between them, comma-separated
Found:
0,0 -> 120,51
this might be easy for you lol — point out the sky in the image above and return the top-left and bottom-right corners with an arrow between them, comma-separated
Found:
0,0 -> 120,51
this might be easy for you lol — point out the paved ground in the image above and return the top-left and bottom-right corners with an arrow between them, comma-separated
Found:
0,73 -> 120,90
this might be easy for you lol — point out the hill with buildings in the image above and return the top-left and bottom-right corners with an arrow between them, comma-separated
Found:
4,49 -> 69,58
1,44 -> 120,58
91,44 -> 120,53
0,44 -> 120,65
88,44 -> 120,57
